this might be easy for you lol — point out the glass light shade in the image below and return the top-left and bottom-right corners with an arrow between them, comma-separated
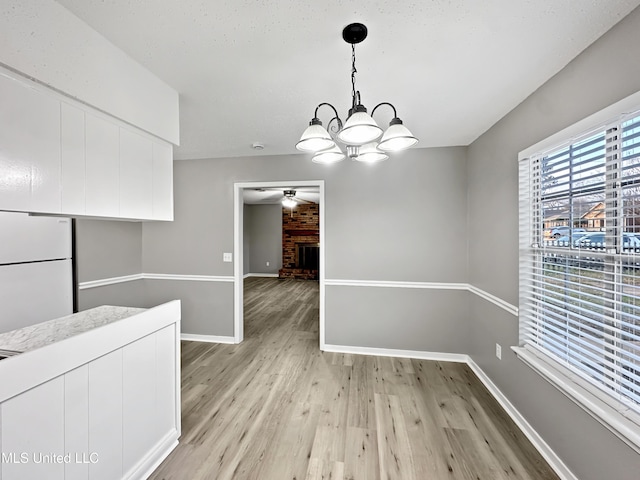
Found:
282,197 -> 297,208
312,145 -> 345,164
377,123 -> 419,151
355,143 -> 389,163
296,123 -> 335,152
337,111 -> 383,145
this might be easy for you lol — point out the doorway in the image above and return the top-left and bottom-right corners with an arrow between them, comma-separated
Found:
233,180 -> 325,348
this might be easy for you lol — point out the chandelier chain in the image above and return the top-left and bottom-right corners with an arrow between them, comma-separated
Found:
351,44 -> 357,110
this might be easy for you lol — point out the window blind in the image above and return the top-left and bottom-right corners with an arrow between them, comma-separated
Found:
519,111 -> 640,429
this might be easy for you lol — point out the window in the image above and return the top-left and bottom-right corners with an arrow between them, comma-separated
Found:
518,109 -> 640,452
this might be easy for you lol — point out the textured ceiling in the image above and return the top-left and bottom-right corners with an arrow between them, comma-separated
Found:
55,0 -> 640,160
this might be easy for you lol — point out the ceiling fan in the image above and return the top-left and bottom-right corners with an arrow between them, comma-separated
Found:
249,187 -> 317,207
282,189 -> 314,208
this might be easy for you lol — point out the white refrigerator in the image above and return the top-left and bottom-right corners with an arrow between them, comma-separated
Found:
0,211 -> 73,333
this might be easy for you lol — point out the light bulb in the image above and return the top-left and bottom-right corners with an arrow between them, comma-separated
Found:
282,197 -> 297,208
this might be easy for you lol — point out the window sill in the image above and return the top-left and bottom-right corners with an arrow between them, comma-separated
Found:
512,345 -> 640,454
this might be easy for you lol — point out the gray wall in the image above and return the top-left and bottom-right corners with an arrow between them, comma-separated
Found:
77,280 -> 147,311
466,7 -> 640,480
245,204 -> 282,275
75,219 -> 147,311
145,280 -> 234,336
75,219 -> 142,283
78,146 -> 469,348
139,146 -> 469,345
326,287 -> 469,353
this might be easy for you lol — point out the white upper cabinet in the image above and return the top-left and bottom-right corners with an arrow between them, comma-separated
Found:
61,103 -> 86,215
86,113 -> 120,218
0,73 -> 61,213
152,141 -> 174,221
120,128 -> 153,220
0,68 -> 174,221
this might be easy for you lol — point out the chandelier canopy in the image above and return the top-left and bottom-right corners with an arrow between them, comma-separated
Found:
296,23 -> 418,164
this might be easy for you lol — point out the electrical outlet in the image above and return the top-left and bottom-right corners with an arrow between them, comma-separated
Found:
223,252 -> 232,262
266,261 -> 270,267
496,343 -> 502,360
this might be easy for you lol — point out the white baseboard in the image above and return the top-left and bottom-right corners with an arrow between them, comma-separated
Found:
243,273 -> 279,278
124,429 -> 178,480
181,333 -> 236,344
466,359 -> 578,480
322,344 -> 468,363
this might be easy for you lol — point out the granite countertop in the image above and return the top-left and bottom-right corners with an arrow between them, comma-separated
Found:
0,305 -> 146,353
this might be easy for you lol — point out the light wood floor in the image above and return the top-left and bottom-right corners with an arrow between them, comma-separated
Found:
149,277 -> 559,480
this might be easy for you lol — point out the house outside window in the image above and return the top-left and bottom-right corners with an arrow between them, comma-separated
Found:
517,108 -> 640,452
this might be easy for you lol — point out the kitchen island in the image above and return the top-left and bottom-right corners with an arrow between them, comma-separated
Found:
0,300 -> 181,480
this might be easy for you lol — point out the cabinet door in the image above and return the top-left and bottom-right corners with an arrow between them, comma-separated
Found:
64,365 -> 89,480
88,349 -> 123,480
120,128 -> 153,219
85,113 -> 119,217
152,141 -> 174,221
122,333 -> 157,475
0,73 -> 61,213
61,103 -> 86,215
156,325 -> 178,437
1,376 -> 65,480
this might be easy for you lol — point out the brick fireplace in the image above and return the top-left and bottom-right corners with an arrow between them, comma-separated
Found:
279,203 -> 319,280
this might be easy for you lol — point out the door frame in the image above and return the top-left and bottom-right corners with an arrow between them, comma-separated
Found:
233,180 -> 325,348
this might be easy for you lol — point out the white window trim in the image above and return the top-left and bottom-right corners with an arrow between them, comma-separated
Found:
517,89 -> 640,453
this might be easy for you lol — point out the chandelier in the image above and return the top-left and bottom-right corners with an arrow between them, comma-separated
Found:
296,23 -> 418,164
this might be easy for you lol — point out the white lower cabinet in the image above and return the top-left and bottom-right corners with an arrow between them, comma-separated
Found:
64,366 -> 89,480
122,334 -> 157,476
1,378 -> 65,480
155,326 -> 177,438
88,349 -> 124,480
0,325 -> 179,480
123,326 -> 177,478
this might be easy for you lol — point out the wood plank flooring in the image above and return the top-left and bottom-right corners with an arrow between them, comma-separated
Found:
149,277 -> 560,480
